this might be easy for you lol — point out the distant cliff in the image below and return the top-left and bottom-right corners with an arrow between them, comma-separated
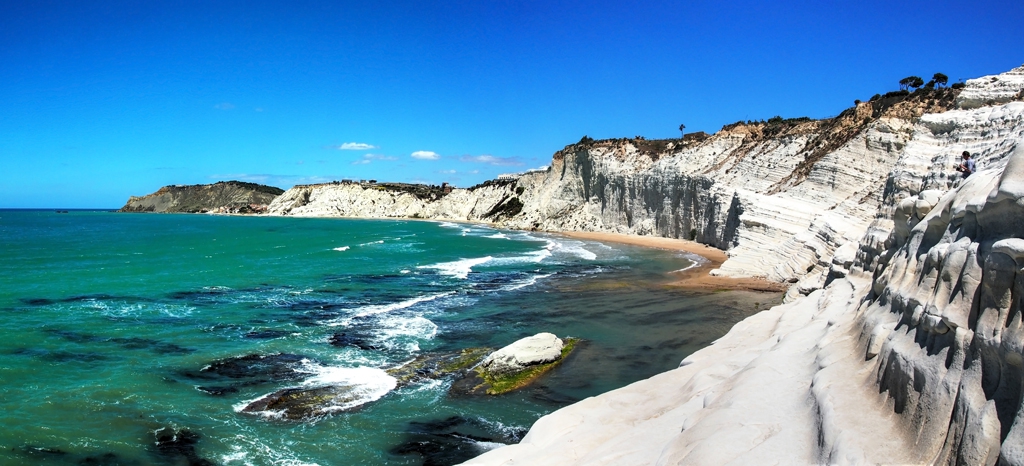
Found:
269,68 -> 1024,290
119,181 -> 284,213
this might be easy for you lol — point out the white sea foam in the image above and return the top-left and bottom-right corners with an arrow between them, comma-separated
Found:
501,272 -> 554,292
670,253 -> 707,273
359,240 -> 385,246
417,256 -> 493,279
332,246 -> 350,251
375,315 -> 438,343
237,365 -> 397,417
331,291 -> 456,322
485,233 -> 509,239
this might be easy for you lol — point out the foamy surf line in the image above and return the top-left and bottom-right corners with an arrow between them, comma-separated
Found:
235,365 -> 397,419
670,253 -> 708,273
328,291 -> 457,323
417,256 -> 493,279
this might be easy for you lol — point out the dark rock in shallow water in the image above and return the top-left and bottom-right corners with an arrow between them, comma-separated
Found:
78,452 -> 124,465
240,385 -> 363,420
197,353 -> 309,380
152,427 -> 215,466
12,446 -> 135,466
243,329 -> 292,339
195,385 -> 239,396
11,348 -> 111,363
15,444 -> 68,457
390,416 -> 523,466
44,329 -> 194,355
386,348 -> 491,387
109,337 -> 194,354
181,353 -> 313,394
328,332 -> 379,350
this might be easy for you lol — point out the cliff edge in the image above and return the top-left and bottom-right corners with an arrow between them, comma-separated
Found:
460,67 -> 1024,464
119,181 -> 284,213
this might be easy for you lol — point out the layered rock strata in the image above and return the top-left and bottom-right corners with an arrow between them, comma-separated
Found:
120,181 -> 284,213
461,68 -> 1024,464
269,67 -> 1023,288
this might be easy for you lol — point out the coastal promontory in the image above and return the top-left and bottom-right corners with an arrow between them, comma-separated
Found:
119,181 -> 284,213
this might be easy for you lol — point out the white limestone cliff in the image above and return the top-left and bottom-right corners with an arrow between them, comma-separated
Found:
459,67 -> 1024,465
263,66 -> 1024,464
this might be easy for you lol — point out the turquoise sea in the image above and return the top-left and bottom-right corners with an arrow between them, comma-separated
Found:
0,210 -> 777,465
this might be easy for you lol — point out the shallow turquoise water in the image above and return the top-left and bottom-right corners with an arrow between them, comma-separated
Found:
0,211 -> 777,465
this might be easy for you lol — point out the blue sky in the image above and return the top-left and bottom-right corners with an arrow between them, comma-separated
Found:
1,0 -> 1022,208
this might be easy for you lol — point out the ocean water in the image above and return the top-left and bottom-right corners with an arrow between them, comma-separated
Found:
0,210 -> 779,465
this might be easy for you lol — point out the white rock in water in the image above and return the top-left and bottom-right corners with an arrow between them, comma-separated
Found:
480,333 -> 564,376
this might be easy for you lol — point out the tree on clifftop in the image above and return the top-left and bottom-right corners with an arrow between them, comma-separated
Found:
679,123 -> 686,138
899,76 -> 924,91
933,73 -> 949,88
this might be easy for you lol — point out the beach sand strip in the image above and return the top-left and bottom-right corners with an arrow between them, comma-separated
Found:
558,231 -> 788,293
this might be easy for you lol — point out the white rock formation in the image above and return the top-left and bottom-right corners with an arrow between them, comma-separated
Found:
269,66 -> 1024,289
459,67 -> 1024,465
262,66 -> 1024,464
480,333 -> 565,376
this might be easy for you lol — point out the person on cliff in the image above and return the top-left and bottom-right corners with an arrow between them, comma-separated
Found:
955,151 -> 976,179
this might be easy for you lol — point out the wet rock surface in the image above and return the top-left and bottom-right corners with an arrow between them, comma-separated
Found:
453,335 -> 579,396
180,353 -> 313,395
240,385 -> 362,420
386,347 -> 491,387
328,332 -> 379,350
152,428 -> 216,465
390,416 -> 524,466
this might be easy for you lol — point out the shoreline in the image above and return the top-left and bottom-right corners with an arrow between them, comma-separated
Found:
558,231 -> 789,293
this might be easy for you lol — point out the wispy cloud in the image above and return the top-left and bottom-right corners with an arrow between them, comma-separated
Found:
338,142 -> 378,150
438,169 -> 457,174
352,154 -> 397,165
411,150 -> 440,160
213,102 -> 235,110
459,154 -> 523,166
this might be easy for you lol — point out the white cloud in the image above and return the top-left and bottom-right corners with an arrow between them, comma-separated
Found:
411,150 -> 440,160
351,159 -> 372,165
214,102 -> 235,110
338,142 -> 378,150
438,169 -> 457,174
459,154 -> 523,166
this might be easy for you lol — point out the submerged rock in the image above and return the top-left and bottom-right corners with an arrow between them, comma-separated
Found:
390,416 -> 523,466
181,353 -> 313,395
386,347 -> 492,387
240,385 -> 363,420
328,332 -> 379,350
196,353 -> 309,380
152,427 -> 215,466
453,334 -> 579,396
243,329 -> 292,339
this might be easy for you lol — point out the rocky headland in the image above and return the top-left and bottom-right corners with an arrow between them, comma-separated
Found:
119,180 -> 284,213
129,64 -> 1024,463
260,65 -> 1024,463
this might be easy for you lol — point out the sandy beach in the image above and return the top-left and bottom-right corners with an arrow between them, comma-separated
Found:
559,231 -> 788,292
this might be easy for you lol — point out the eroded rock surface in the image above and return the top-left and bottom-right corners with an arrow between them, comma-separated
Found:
462,67 -> 1024,465
479,333 -> 564,376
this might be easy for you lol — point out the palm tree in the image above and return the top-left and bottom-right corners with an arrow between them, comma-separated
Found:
679,123 -> 686,139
